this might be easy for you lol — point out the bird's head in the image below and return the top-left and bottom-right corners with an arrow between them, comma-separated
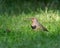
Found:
31,18 -> 38,23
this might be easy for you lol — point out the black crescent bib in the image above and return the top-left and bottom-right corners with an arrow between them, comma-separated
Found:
31,26 -> 36,29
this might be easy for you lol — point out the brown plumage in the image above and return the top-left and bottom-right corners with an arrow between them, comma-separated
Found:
31,18 -> 48,31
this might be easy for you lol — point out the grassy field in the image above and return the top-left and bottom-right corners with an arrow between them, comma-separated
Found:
0,9 -> 60,48
0,1 -> 60,48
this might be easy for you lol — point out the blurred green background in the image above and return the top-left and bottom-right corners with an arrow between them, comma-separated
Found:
0,0 -> 60,48
0,0 -> 60,15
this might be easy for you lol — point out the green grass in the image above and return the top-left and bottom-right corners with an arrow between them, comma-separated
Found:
0,0 -> 60,48
0,10 -> 60,48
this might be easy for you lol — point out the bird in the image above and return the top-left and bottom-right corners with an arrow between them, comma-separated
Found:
31,18 -> 48,31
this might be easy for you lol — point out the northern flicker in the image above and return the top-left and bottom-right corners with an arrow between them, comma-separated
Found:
31,18 -> 48,31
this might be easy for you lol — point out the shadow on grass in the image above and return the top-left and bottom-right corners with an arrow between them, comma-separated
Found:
0,0 -> 60,16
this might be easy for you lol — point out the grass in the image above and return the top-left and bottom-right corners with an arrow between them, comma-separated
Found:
0,9 -> 60,48
0,0 -> 60,48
